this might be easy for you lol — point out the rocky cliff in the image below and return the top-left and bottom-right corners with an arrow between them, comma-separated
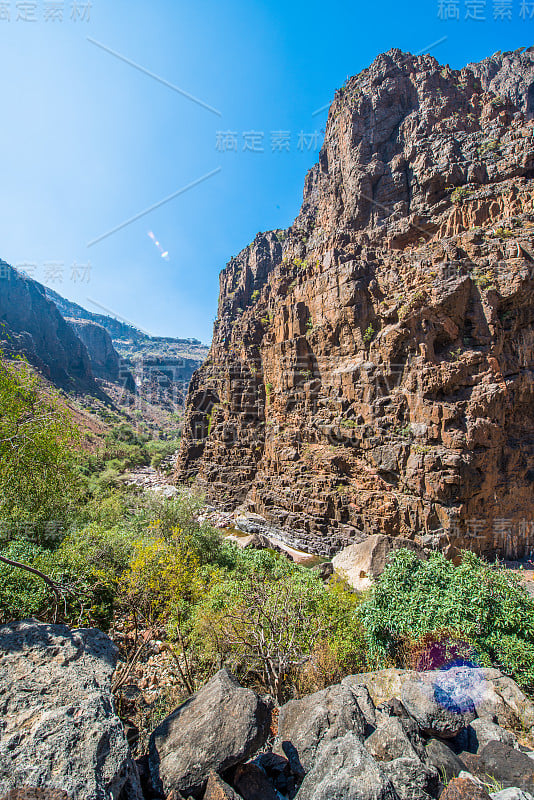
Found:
0,262 -> 96,392
67,318 -> 123,383
177,47 -> 534,559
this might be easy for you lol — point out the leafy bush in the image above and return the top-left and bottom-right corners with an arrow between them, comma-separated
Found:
146,437 -> 181,470
360,549 -> 534,691
450,186 -> 473,204
0,524 -> 134,628
0,540 -> 54,622
0,359 -> 80,528
363,323 -> 375,344
191,556 -> 369,702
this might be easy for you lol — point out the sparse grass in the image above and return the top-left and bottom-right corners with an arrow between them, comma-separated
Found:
450,186 -> 473,205
363,324 -> 375,345
478,139 -> 500,157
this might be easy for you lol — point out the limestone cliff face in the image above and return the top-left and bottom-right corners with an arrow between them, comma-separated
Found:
177,48 -> 534,558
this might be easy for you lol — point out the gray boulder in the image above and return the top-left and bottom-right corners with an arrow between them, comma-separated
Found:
295,732 -> 397,800
149,668 -> 271,798
274,683 -> 366,774
479,742 -> 534,793
490,790 -> 534,800
365,718 -> 421,763
0,620 -> 142,800
400,671 -> 476,737
425,738 -> 465,782
470,718 -> 519,752
381,756 -> 440,800
341,680 -> 377,730
341,668 -> 534,737
473,672 -> 534,733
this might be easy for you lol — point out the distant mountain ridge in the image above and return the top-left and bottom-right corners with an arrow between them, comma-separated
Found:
0,262 -> 209,425
44,287 -> 206,353
44,286 -> 210,412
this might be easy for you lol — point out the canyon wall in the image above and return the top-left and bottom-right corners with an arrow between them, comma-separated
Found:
177,48 -> 534,558
0,262 -> 96,392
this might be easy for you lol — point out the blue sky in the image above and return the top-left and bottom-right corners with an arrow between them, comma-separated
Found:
0,0 -> 531,342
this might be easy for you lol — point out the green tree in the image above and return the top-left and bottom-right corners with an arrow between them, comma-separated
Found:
0,358 -> 80,527
192,561 -> 368,703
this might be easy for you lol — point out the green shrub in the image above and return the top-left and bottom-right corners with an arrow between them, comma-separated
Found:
363,324 -> 375,344
450,186 -> 473,204
0,540 -> 53,622
360,549 -> 534,691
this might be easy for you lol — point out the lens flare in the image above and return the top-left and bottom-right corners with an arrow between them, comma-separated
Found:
413,633 -> 488,716
147,231 -> 170,261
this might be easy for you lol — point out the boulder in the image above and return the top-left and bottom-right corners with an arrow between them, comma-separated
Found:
458,752 -> 488,781
479,741 -> 534,792
274,683 -> 366,774
344,683 -> 377,731
490,790 -> 534,800
344,667 -> 534,737
332,534 -> 427,590
400,671 -> 476,737
203,771 -> 241,800
425,738 -> 465,782
295,732 -> 397,800
0,792 -> 72,800
365,718 -> 421,763
473,672 -> 534,733
232,763 -> 279,800
311,562 -> 334,581
254,752 -> 295,798
440,777 -> 492,799
0,620 -> 142,800
380,756 -> 440,800
149,669 -> 271,798
470,719 -> 519,752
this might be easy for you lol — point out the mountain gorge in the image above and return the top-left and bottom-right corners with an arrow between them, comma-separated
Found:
177,47 -> 534,559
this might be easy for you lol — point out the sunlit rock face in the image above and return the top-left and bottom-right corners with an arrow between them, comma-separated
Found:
177,48 -> 534,558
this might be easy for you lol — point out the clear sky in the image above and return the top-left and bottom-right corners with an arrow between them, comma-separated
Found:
0,0 -> 531,342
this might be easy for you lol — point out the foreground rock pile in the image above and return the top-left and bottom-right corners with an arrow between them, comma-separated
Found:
148,665 -> 534,800
3,622 -> 533,800
177,47 -> 534,560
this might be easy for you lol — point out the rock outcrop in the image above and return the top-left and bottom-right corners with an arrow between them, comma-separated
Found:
0,262 -> 96,391
0,620 -> 142,799
177,47 -> 534,559
332,533 -> 427,589
148,668 -> 272,798
67,318 -> 122,382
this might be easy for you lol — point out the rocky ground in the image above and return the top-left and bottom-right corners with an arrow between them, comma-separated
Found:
1,620 -> 534,800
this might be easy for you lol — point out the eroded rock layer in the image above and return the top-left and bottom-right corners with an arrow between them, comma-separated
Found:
177,48 -> 534,557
